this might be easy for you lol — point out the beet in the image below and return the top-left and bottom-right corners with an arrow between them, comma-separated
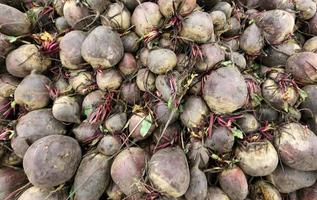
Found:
13,109 -> 66,157
274,122 -> 317,171
219,165 -> 249,200
102,2 -> 131,30
205,126 -> 235,154
52,95 -> 81,124
97,135 -> 121,156
14,73 -> 51,110
121,82 -> 141,104
6,44 -> 51,78
81,26 -> 124,69
73,153 -> 111,200
148,146 -> 190,198
111,147 -> 148,196
118,53 -> 138,76
0,167 -> 28,199
239,23 -> 264,55
72,122 -> 100,143
202,66 -> 248,114
18,187 -> 67,200
105,112 -> 127,133
286,52 -> 317,84
184,166 -> 208,200
0,4 -> 32,36
180,11 -> 214,43
121,31 -> 140,53
196,43 -> 225,72
147,48 -> 177,74
96,69 -> 123,91
180,96 -> 209,129
235,140 -> 279,176
131,2 -> 162,37
23,135 -> 82,188
59,30 -> 86,70
255,10 -> 295,44
267,165 -> 317,193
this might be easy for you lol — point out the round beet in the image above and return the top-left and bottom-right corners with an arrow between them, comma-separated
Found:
219,166 -> 249,200
250,181 -> 282,200
121,82 -> 141,105
136,68 -> 156,92
235,140 -> 279,176
158,0 -> 196,17
0,74 -> 19,98
14,73 -> 51,110
73,153 -> 111,200
0,167 -> 28,199
105,112 -> 127,133
304,36 -> 317,52
97,135 -> 121,156
121,31 -> 140,53
147,48 -> 177,74
111,147 -> 148,196
196,43 -> 225,72
180,96 -> 209,129
205,126 -> 235,154
52,95 -> 81,123
274,122 -> 317,171
63,0 -> 90,28
18,187 -> 67,200
154,101 -> 179,125
129,112 -> 156,141
6,44 -> 51,78
206,187 -> 230,200
255,10 -> 295,44
81,26 -> 124,69
239,23 -> 264,55
184,166 -> 208,200
59,30 -> 86,70
96,69 -> 123,91
72,122 -> 100,143
180,11 -> 214,43
23,135 -> 82,188
203,66 -> 248,114
118,53 -> 138,76
131,2 -> 162,37
286,52 -> 317,84
149,147 -> 190,198
68,69 -> 95,95
102,2 -> 131,30
0,4 -> 32,36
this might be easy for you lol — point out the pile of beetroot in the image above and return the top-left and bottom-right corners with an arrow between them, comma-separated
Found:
2,0 -> 317,199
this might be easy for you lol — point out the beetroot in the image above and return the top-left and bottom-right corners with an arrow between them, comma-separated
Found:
131,2 -> 162,37
180,11 -> 214,43
14,72 -> 51,110
219,165 -> 249,200
81,26 -> 124,69
0,167 -> 28,199
255,10 -> 295,44
73,153 -> 111,200
111,147 -> 148,196
286,52 -> 317,84
59,30 -> 87,70
0,4 -> 32,36
202,66 -> 248,114
23,135 -> 82,188
148,146 -> 190,198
